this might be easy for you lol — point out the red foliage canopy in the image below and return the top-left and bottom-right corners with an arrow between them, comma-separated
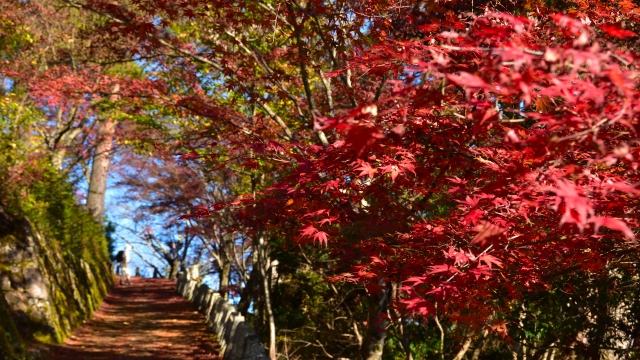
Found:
65,0 -> 640,333
236,11 -> 640,326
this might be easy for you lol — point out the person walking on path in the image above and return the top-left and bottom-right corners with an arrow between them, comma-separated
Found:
115,244 -> 133,285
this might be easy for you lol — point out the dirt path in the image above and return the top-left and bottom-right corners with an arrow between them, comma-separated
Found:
48,278 -> 221,360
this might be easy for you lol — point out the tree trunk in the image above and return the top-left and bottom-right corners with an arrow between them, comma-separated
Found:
51,149 -> 66,172
389,283 -> 412,360
257,234 -> 276,360
86,84 -> 119,222
452,335 -> 474,360
361,282 -> 391,360
219,234 -> 232,300
470,330 -> 489,360
220,258 -> 231,300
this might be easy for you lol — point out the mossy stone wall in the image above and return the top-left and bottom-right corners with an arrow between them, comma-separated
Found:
0,208 -> 113,355
0,285 -> 25,359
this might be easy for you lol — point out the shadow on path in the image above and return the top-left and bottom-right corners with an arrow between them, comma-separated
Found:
48,278 -> 221,360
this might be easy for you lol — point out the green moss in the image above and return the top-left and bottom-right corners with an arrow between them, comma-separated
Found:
32,331 -> 55,345
0,136 -> 113,349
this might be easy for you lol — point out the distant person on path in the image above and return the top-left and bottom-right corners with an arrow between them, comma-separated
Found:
115,244 -> 133,285
167,241 -> 182,280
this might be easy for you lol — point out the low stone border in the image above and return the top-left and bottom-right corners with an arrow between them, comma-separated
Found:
176,271 -> 269,360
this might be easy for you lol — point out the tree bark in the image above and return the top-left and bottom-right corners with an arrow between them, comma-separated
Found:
257,234 -> 276,360
389,283 -> 412,360
219,234 -> 233,300
452,334 -> 474,360
361,282 -> 391,360
220,256 -> 231,300
86,83 -> 119,222
470,330 -> 489,360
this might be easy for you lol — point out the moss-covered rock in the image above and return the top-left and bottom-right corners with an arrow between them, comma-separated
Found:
0,203 -> 113,357
0,288 -> 25,359
0,121 -> 113,358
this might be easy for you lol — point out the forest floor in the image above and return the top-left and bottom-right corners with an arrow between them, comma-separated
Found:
47,277 -> 221,360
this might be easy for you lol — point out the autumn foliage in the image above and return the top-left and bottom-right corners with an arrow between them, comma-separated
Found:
202,5 -> 640,323
5,0 -> 640,357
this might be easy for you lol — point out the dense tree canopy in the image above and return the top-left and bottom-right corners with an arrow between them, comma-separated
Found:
4,0 -> 640,358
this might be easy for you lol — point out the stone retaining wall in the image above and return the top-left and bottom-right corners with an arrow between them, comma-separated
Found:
0,211 -> 112,349
176,272 -> 269,360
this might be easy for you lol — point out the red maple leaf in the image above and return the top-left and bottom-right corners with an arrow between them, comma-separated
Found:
470,221 -> 506,245
313,231 -> 329,246
444,247 -> 470,266
380,164 -> 400,182
457,196 -> 481,208
299,225 -> 318,238
478,254 -> 503,269
344,125 -> 385,157
428,264 -> 460,274
545,177 -> 594,230
463,209 -> 485,226
599,24 -> 637,38
355,162 -> 377,179
446,72 -> 490,89
592,217 -> 636,240
318,217 -> 338,226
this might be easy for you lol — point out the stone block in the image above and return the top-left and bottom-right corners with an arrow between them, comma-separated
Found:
243,340 -> 270,360
26,282 -> 48,299
5,290 -> 28,313
1,274 -> 11,290
4,248 -> 24,263
9,269 -> 25,288
27,305 -> 47,322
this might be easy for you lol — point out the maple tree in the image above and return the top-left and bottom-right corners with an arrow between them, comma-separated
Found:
0,0 -> 165,223
81,0 -> 640,357
6,0 -> 640,358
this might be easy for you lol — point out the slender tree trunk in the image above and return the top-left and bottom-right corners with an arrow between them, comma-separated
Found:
452,334 -> 474,360
390,283 -> 412,360
219,234 -> 232,300
470,330 -> 489,360
220,258 -> 231,300
254,276 -> 263,339
86,84 -> 119,222
398,314 -> 413,360
51,147 -> 68,171
361,282 -> 391,360
257,234 -> 276,360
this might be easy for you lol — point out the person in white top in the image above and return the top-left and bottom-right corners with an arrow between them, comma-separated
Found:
119,244 -> 132,285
